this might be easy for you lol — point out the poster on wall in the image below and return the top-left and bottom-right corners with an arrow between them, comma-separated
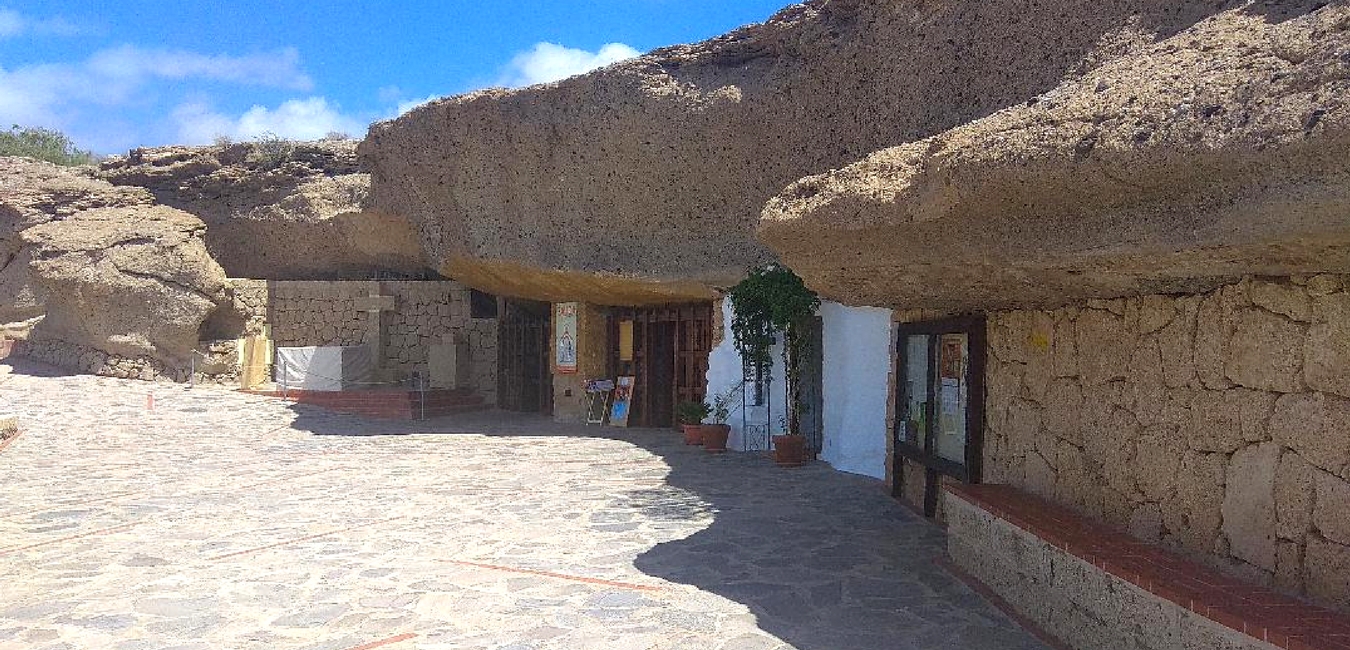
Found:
609,376 -> 635,427
554,302 -> 578,374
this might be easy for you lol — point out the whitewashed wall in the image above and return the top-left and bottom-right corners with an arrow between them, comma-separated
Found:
706,299 -> 788,451
818,302 -> 893,479
705,298 -> 894,472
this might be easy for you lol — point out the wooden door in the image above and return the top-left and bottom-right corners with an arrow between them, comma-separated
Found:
609,303 -> 713,428
498,300 -> 553,414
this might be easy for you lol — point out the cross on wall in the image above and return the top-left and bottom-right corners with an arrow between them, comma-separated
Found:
354,290 -> 396,360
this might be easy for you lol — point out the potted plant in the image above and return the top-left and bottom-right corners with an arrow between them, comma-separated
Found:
727,263 -> 820,467
701,385 -> 741,453
676,401 -> 711,445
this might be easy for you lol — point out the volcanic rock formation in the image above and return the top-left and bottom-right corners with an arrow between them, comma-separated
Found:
99,140 -> 428,280
360,0 -> 1291,305
20,205 -> 228,377
1,157 -> 154,328
761,1 -> 1350,313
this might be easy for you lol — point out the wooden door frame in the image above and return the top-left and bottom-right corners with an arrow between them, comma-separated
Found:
891,315 -> 987,517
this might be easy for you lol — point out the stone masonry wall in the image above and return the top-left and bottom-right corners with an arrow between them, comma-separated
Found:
267,281 -> 372,348
225,279 -> 498,403
946,493 -> 1283,650
983,275 -> 1350,612
382,281 -> 497,405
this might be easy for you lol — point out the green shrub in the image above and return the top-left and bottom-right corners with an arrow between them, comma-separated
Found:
249,131 -> 294,167
0,125 -> 98,166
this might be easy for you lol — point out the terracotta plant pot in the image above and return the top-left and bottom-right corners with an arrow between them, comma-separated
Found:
773,434 -> 807,467
701,424 -> 730,453
682,423 -> 704,445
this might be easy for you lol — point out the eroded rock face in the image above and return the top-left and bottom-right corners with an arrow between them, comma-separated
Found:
762,2 -> 1350,312
99,141 -> 428,280
362,0 -> 1245,304
20,206 -> 227,371
0,157 -> 154,328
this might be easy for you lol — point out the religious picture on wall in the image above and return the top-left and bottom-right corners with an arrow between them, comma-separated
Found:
609,376 -> 635,427
555,302 -> 578,374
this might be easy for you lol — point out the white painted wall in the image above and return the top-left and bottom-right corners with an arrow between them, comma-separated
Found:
818,301 -> 893,479
705,299 -> 787,451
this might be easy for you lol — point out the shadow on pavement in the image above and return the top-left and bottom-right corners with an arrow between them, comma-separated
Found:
283,402 -> 1049,650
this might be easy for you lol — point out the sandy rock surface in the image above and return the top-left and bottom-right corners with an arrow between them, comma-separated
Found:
761,1 -> 1350,312
1,157 -> 153,326
19,206 -> 227,365
361,0 -> 1306,305
99,141 -> 427,280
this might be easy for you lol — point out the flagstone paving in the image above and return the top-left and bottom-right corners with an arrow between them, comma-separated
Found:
0,359 -> 1048,650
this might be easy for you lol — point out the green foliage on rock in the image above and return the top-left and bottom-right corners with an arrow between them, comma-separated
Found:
728,263 -> 820,370
0,125 -> 98,166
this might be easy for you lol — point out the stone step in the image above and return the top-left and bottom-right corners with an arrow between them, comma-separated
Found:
243,388 -> 489,420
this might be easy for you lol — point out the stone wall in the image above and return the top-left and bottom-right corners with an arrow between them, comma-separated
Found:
266,281 -> 373,348
983,275 -> 1350,612
224,279 -> 498,402
382,282 -> 496,405
946,492 -> 1286,650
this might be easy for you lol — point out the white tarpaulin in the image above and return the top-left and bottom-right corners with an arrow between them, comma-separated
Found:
275,346 -> 376,391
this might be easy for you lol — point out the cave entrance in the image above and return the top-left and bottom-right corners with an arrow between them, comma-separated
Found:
497,298 -> 553,415
609,303 -> 714,428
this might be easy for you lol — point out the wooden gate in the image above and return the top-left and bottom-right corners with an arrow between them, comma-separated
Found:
609,303 -> 714,428
497,300 -> 553,414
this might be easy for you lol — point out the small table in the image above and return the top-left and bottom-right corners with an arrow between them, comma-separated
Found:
584,379 -> 615,425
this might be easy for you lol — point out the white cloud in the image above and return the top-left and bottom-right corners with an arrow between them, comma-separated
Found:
0,45 -> 317,150
173,97 -> 365,144
500,42 -> 640,88
0,8 -> 81,39
391,94 -> 439,117
85,45 -> 312,91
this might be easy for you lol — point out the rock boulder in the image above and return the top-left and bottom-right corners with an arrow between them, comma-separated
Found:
0,157 -> 153,328
98,141 -> 428,280
20,206 -> 227,367
362,0 -> 1243,304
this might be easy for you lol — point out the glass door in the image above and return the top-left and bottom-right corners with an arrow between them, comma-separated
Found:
893,317 -> 986,517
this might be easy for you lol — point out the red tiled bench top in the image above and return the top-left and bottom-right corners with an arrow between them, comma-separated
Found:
946,484 -> 1350,650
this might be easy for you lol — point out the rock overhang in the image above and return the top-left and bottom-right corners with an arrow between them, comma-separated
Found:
759,3 -> 1350,313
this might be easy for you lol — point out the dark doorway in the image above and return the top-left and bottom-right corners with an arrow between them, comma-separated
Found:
498,299 -> 553,415
795,315 -> 825,458
610,303 -> 713,428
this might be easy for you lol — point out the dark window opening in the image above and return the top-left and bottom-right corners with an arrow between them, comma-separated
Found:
470,289 -> 498,319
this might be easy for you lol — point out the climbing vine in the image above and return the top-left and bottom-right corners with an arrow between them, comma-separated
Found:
727,263 -> 819,435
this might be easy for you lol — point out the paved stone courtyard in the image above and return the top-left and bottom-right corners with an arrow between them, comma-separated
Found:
0,359 -> 1047,650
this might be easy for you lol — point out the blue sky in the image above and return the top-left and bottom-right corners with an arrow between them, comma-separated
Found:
0,1 -> 787,153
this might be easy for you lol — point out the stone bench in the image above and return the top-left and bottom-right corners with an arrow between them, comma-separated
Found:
945,484 -> 1350,650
